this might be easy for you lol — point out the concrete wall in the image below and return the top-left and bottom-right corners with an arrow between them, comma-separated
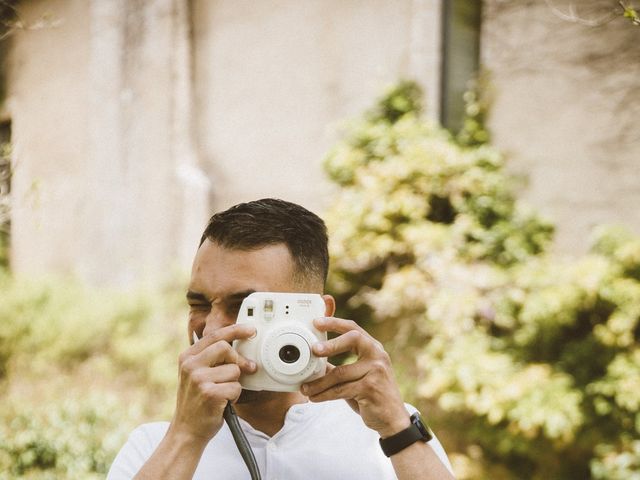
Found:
482,0 -> 640,253
6,0 -> 208,285
4,0 -> 442,285
7,0 -> 91,276
9,0 -> 637,285
192,0 -> 442,213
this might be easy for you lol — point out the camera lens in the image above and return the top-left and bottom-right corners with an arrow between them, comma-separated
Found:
278,345 -> 301,364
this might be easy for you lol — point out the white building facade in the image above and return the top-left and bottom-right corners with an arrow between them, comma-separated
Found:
0,0 -> 638,285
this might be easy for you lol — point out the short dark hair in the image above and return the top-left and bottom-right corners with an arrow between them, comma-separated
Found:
199,198 -> 329,287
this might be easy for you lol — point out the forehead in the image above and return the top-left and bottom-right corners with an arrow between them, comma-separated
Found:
189,240 -> 298,298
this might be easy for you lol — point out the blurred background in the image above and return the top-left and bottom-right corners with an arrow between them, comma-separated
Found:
0,0 -> 639,478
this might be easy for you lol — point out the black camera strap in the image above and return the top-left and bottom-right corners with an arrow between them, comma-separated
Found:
223,402 -> 262,480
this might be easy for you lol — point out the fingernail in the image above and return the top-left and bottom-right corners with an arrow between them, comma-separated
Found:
315,343 -> 325,354
249,361 -> 257,371
314,318 -> 326,326
301,384 -> 308,394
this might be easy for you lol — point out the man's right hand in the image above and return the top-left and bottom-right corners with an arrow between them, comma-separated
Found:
170,324 -> 257,442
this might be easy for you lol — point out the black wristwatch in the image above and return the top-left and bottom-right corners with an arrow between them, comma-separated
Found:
379,412 -> 433,457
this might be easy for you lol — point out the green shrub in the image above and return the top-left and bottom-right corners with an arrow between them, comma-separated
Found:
0,395 -> 139,479
323,81 -> 640,479
0,273 -> 185,478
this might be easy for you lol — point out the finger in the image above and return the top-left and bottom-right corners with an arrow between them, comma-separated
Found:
307,379 -> 359,403
203,382 -> 243,404
313,317 -> 368,336
237,354 -> 258,374
193,363 -> 242,384
194,341 -> 256,373
190,323 -> 257,355
312,329 -> 374,358
302,361 -> 369,397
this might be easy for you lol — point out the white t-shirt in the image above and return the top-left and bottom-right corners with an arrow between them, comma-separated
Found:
107,400 -> 453,479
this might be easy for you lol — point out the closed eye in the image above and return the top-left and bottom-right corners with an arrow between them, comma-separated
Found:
189,303 -> 211,312
225,301 -> 242,318
186,290 -> 211,312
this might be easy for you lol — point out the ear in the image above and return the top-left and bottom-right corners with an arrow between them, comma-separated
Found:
322,294 -> 336,317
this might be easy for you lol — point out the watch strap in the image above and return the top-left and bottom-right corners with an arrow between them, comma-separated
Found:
379,412 -> 433,457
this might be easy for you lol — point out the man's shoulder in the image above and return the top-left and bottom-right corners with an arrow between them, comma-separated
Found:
125,421 -> 171,446
130,421 -> 170,433
106,422 -> 171,480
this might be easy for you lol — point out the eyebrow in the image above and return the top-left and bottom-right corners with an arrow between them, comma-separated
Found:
185,289 -> 256,304
186,291 -> 210,303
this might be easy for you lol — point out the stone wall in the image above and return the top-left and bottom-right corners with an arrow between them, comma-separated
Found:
3,0 -> 443,285
7,0 -> 93,278
7,0 -> 636,285
482,0 -> 640,252
6,0 -> 208,284
191,0 -> 442,212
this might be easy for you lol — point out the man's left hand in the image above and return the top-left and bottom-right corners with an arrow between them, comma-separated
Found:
301,317 -> 410,438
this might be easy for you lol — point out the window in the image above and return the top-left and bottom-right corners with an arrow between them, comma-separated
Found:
0,120 -> 11,269
440,0 -> 482,134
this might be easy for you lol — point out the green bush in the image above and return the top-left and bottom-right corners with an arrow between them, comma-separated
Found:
0,273 -> 185,478
0,395 -> 139,480
323,81 -> 640,479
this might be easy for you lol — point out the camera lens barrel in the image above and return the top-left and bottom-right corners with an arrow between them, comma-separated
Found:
261,328 -> 319,384
278,345 -> 301,364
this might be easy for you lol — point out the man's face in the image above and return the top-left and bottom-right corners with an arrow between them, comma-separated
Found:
186,239 -> 302,342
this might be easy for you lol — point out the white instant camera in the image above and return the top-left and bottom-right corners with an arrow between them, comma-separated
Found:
233,292 -> 327,392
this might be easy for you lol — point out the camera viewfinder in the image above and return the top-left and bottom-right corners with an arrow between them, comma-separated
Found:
264,299 -> 274,319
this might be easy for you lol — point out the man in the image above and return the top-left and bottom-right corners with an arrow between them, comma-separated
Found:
108,198 -> 454,479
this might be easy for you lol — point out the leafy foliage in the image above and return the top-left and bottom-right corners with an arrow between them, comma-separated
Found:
456,73 -> 492,148
0,273 -> 185,478
621,1 -> 640,26
0,396 -> 138,480
323,81 -> 640,479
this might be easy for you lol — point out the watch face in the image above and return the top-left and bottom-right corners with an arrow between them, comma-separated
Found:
411,413 -> 432,439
